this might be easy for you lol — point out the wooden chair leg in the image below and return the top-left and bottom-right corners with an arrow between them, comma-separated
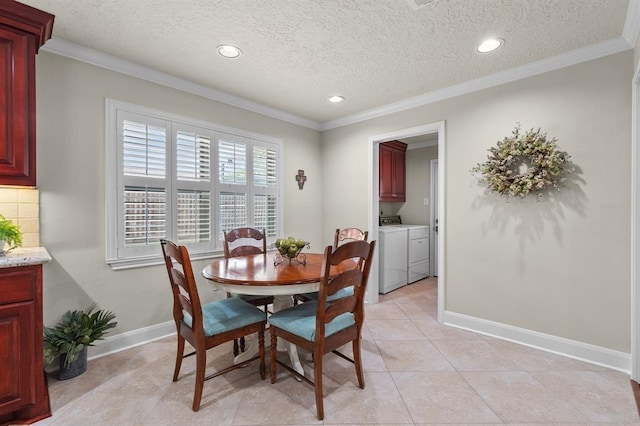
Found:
353,338 -> 365,389
173,334 -> 185,382
240,336 -> 246,353
233,338 -> 239,356
270,330 -> 278,384
258,328 -> 266,379
313,346 -> 324,420
192,347 -> 206,412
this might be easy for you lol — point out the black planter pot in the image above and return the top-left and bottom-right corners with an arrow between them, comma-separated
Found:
58,346 -> 88,380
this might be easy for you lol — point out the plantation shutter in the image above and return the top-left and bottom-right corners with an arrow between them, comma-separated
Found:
174,125 -> 213,248
118,111 -> 169,258
216,132 -> 249,241
107,100 -> 283,268
252,143 -> 278,238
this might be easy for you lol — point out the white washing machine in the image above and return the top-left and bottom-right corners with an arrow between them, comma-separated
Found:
379,226 -> 408,294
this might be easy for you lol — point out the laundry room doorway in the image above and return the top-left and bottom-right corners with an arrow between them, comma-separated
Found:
368,121 -> 445,323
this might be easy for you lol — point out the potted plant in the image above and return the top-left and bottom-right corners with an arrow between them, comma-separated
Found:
43,304 -> 117,380
0,214 -> 22,255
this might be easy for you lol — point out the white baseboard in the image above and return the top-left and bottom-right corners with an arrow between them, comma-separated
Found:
85,313 -> 632,375
444,311 -> 631,374
87,320 -> 176,361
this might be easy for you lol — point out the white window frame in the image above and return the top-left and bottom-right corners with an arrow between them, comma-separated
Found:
105,99 -> 284,270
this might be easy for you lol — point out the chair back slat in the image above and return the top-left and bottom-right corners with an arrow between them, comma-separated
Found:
229,245 -> 264,258
331,239 -> 372,263
171,269 -> 188,293
223,228 -> 267,259
325,268 -> 362,298
324,295 -> 357,323
178,293 -> 194,318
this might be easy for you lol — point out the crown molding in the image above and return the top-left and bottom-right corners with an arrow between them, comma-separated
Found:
624,0 -> 640,47
41,38 -> 322,131
41,34 -> 633,134
406,140 -> 437,150
320,36 -> 632,131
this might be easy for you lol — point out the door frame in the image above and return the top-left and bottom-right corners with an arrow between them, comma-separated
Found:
368,121 -> 446,323
632,57 -> 640,383
429,158 -> 438,277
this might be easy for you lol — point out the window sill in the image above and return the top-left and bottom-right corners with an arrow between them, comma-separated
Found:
107,250 -> 222,271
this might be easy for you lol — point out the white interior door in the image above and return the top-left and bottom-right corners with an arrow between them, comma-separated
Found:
430,159 -> 439,276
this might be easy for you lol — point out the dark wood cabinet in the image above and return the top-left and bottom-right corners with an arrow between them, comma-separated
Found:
0,1 -> 54,186
0,264 -> 50,425
379,141 -> 407,202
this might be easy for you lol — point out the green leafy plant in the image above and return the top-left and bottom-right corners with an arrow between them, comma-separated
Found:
43,304 -> 117,366
0,214 -> 22,253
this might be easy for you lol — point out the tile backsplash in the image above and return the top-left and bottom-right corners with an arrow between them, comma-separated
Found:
0,187 -> 39,247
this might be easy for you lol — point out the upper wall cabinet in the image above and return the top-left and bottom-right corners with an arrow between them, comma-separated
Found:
379,140 -> 407,202
0,2 -> 54,186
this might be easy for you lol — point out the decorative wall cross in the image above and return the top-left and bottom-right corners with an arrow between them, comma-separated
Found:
295,169 -> 307,190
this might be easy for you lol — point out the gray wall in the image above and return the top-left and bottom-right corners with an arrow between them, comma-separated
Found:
35,47 -> 635,356
399,145 -> 438,226
36,52 -> 324,333
322,51 -> 633,353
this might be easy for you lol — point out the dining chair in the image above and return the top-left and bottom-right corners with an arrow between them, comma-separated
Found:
334,227 -> 369,248
294,227 -> 369,304
223,227 -> 275,355
268,239 -> 376,420
160,239 -> 267,411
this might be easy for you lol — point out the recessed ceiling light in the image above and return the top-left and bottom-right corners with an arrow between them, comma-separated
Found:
217,45 -> 241,58
328,95 -> 344,103
477,38 -> 503,53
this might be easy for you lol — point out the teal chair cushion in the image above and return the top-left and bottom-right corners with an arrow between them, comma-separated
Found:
268,301 -> 355,342
298,286 -> 354,302
183,298 -> 266,337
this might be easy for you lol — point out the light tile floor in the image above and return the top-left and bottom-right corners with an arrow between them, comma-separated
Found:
38,278 -> 640,425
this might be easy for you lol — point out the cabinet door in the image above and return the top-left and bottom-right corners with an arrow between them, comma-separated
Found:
379,144 -> 394,200
0,27 -> 36,186
379,141 -> 407,202
392,149 -> 406,201
0,301 -> 35,416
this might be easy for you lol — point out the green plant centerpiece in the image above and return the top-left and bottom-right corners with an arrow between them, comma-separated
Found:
274,236 -> 309,265
471,124 -> 572,198
0,214 -> 22,255
44,304 -> 117,379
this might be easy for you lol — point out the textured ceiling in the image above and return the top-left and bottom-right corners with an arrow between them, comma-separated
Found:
21,0 -> 632,125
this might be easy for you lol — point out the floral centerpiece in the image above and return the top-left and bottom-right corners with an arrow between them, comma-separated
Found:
471,124 -> 572,198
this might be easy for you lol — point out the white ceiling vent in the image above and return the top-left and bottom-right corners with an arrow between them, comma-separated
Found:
406,0 -> 438,10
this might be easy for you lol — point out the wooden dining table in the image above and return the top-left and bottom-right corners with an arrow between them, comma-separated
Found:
202,251 -> 355,374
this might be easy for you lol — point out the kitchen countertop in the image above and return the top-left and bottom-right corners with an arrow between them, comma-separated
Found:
0,247 -> 51,268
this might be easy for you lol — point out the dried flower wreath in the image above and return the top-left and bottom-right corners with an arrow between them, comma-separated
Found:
471,125 -> 572,198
